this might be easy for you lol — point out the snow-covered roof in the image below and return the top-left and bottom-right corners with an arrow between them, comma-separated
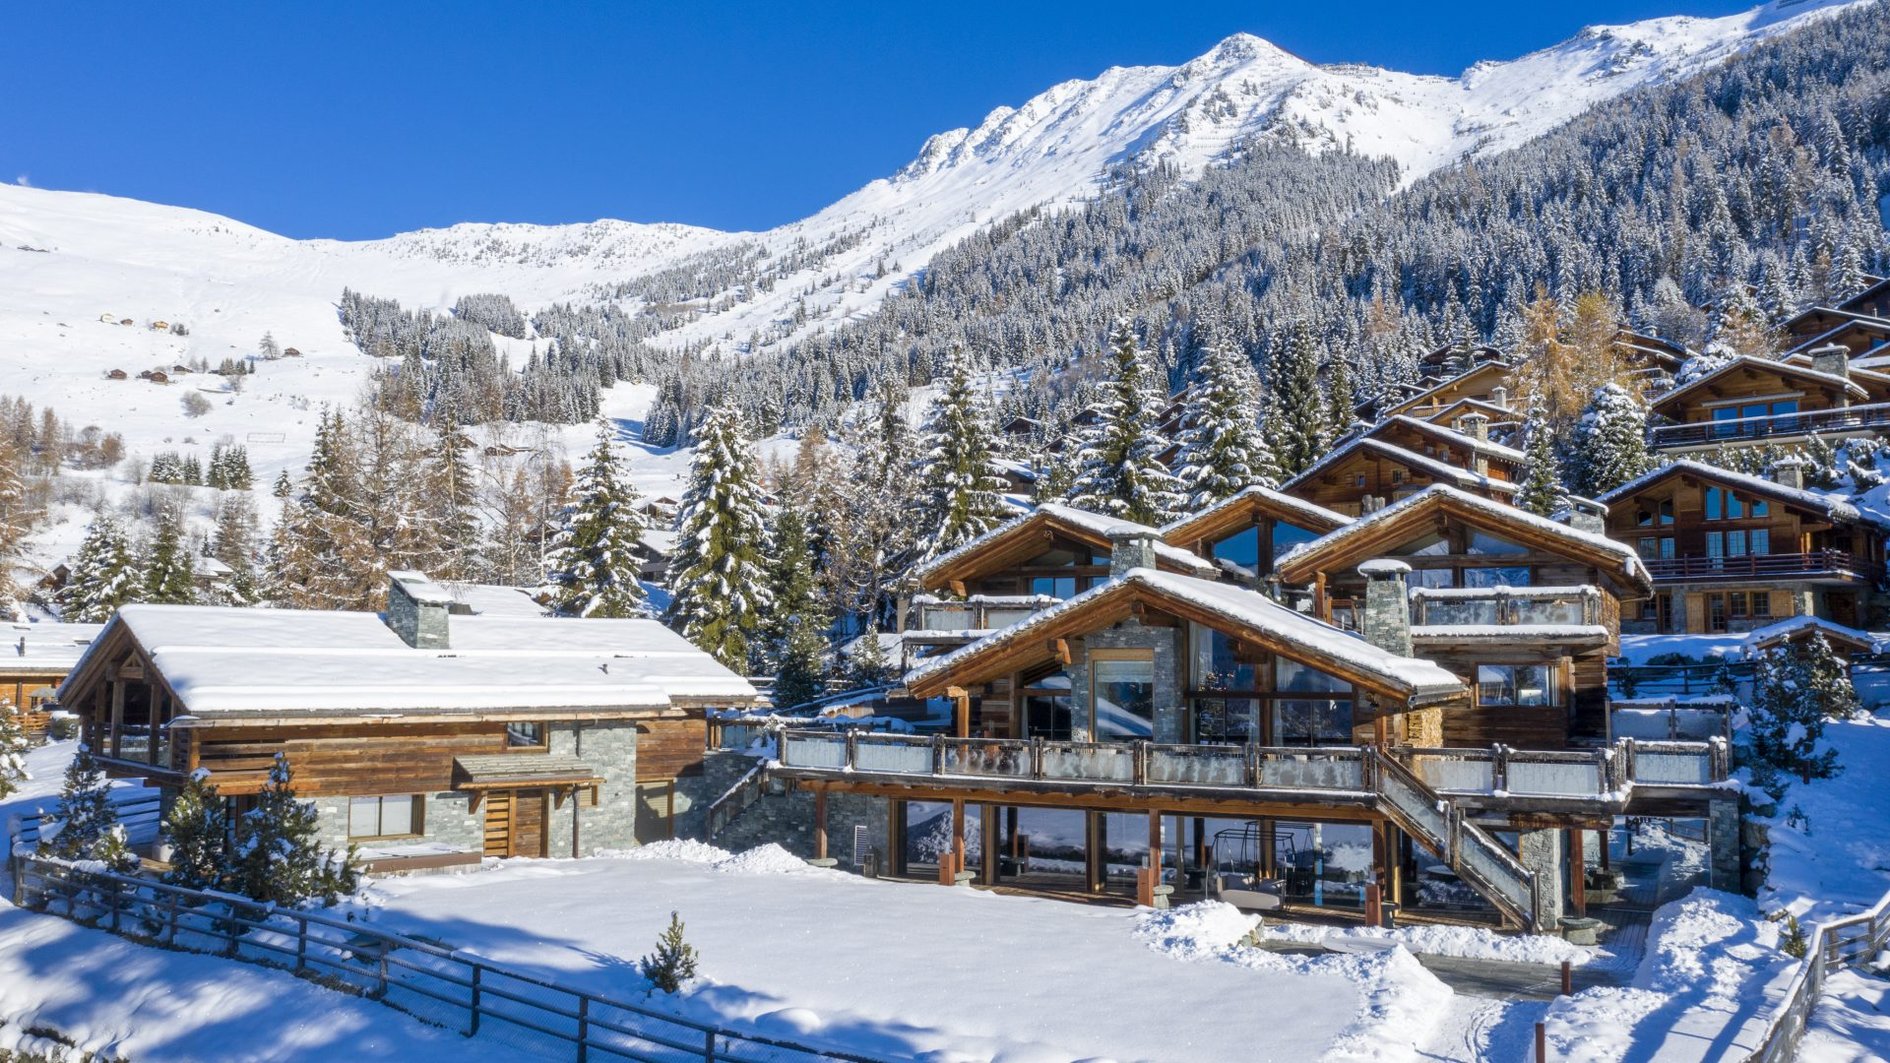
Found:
1408,585 -> 1598,600
1371,415 -> 1527,464
906,568 -> 1464,704
916,502 -> 1216,584
1649,354 -> 1868,411
1276,484 -> 1652,590
71,604 -> 757,720
1740,615 -> 1879,655
437,581 -> 549,619
3,621 -> 106,676
1596,460 -> 1889,531
1282,437 -> 1519,497
1159,484 -> 1350,543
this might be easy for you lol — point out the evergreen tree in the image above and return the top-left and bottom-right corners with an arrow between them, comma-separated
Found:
1745,634 -> 1857,798
1266,320 -> 1326,476
163,769 -> 232,892
234,754 -> 359,907
143,510 -> 198,605
911,350 -> 1013,564
766,506 -> 831,710
667,403 -> 773,670
41,744 -> 137,871
638,911 -> 699,994
59,516 -> 140,623
1175,329 -> 1280,506
1323,352 -> 1359,448
1066,319 -> 1183,524
547,421 -> 647,618
1515,393 -> 1571,517
423,408 -> 482,580
0,697 -> 28,800
1572,383 -> 1655,497
209,493 -> 261,605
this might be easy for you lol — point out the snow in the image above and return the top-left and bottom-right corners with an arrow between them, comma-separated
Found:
1262,921 -> 1606,967
1283,438 -> 1520,497
1802,969 -> 1890,1062
1599,460 -> 1889,531
1373,415 -> 1528,462
1159,483 -> 1351,540
915,500 -> 1216,585
1756,711 -> 1890,925
0,620 -> 104,679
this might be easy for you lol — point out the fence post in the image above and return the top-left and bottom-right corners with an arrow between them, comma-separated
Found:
577,994 -> 590,1063
703,1028 -> 717,1062
166,891 -> 179,946
296,916 -> 308,973
377,948 -> 389,999
468,963 -> 482,1035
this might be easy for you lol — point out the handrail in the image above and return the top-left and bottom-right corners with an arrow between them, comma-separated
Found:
705,761 -> 768,840
1744,886 -> 1890,1063
1650,401 -> 1890,448
1639,550 -> 1881,582
10,854 -> 886,1063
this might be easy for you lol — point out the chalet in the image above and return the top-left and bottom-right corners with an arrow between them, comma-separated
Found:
1379,360 -> 1515,421
1159,484 -> 1350,585
1645,350 -> 1890,452
1359,414 -> 1527,484
1280,436 -> 1519,517
1598,460 -> 1887,634
56,572 -> 759,870
1783,316 -> 1890,366
2,621 -> 103,740
1611,329 -> 1689,378
105,369 -> 127,381
1273,484 -> 1652,749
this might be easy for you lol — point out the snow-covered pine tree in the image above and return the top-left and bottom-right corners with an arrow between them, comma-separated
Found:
1572,383 -> 1655,496
765,505 -> 831,710
1266,320 -> 1326,476
0,697 -> 28,800
42,744 -> 137,871
1066,319 -> 1183,525
142,509 -> 198,605
209,493 -> 261,605
59,516 -> 141,623
1323,352 -> 1359,449
638,910 -> 699,993
1745,634 -> 1857,797
423,407 -> 482,581
234,754 -> 359,907
1174,328 -> 1280,507
667,402 -> 773,670
910,349 -> 1013,564
163,768 -> 231,891
1515,393 -> 1571,517
547,420 -> 647,618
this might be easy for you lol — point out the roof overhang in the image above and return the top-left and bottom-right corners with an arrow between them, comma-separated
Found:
453,754 -> 604,790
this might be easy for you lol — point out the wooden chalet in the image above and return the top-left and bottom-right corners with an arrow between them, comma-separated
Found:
1379,360 -> 1515,421
1272,484 -> 1654,749
1359,414 -> 1526,484
1159,485 -> 1350,585
1838,276 -> 1890,319
1,621 -> 103,741
1784,315 -> 1890,366
56,573 -> 758,871
1598,460 -> 1887,634
1611,329 -> 1689,378
1646,350 -> 1890,452
1281,436 -> 1518,517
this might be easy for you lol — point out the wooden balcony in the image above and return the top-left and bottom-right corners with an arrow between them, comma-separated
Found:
1639,550 -> 1882,584
1650,402 -> 1890,450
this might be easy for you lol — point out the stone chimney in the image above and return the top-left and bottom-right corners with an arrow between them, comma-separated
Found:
1490,386 -> 1509,411
386,570 -> 453,649
1809,343 -> 1850,381
1564,497 -> 1608,535
1357,559 -> 1413,657
1107,527 -> 1161,577
1769,455 -> 1807,491
1456,412 -> 1490,442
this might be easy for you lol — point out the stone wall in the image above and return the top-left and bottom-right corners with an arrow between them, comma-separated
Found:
709,775 -> 889,867
311,791 -> 482,853
558,721 -> 638,853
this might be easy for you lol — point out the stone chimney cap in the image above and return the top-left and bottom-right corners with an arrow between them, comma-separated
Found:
1809,343 -> 1850,358
1357,559 -> 1412,579
1106,527 -> 1159,543
388,570 -> 454,605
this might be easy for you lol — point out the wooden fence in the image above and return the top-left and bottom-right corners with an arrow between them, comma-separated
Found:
10,855 -> 886,1063
1743,887 -> 1890,1062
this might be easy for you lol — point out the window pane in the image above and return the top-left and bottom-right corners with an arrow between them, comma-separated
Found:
349,797 -> 381,838
1727,493 -> 1744,519
1271,521 -> 1321,562
1728,530 -> 1747,557
1210,526 -> 1261,570
1467,530 -> 1528,555
507,722 -> 544,747
1194,626 -> 1258,693
1408,566 -> 1455,589
1514,666 -> 1552,706
1660,501 -> 1674,525
1705,488 -> 1722,521
1750,498 -> 1768,517
380,795 -> 415,836
1274,698 -> 1353,745
1742,404 -> 1767,420
1751,529 -> 1769,554
1278,659 -> 1348,693
1092,658 -> 1154,740
1476,666 -> 1516,706
1462,565 -> 1530,588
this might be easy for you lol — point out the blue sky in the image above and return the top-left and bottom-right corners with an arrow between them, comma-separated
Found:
1,1 -> 1759,240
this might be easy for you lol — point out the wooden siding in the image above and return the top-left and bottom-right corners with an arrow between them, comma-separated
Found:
635,719 -> 706,780
195,722 -> 512,796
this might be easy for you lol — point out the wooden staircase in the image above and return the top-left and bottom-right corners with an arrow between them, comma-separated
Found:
1371,749 -> 1540,930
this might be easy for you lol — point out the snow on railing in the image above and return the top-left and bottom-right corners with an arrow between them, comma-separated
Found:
1744,885 -> 1890,1063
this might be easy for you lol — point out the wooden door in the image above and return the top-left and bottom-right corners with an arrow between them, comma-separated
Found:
483,791 -> 513,857
635,780 -> 675,845
514,790 -> 548,858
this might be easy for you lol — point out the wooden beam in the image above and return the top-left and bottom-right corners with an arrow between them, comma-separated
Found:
814,789 -> 829,862
1052,638 -> 1071,666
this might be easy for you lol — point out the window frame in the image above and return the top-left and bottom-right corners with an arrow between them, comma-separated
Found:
347,794 -> 426,841
1473,663 -> 1560,709
1089,648 -> 1157,742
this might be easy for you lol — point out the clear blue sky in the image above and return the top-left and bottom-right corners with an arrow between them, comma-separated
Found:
1,1 -> 1758,240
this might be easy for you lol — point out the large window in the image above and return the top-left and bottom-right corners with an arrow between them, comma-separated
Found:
507,722 -> 547,748
1021,666 -> 1073,740
1705,590 -> 1772,632
1091,654 -> 1155,740
1271,521 -> 1322,561
1706,528 -> 1769,562
1712,401 -> 1798,437
1475,665 -> 1555,708
1190,626 -> 1259,743
1274,660 -> 1353,745
349,795 -> 422,840
1211,527 -> 1261,573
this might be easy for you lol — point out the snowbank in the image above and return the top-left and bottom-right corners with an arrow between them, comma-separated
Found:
1264,919 -> 1606,967
1800,968 -> 1890,1063
1759,712 -> 1890,924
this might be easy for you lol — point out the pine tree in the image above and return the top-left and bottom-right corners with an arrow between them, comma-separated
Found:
1323,353 -> 1359,448
0,697 -> 28,800
547,421 -> 647,618
1745,634 -> 1856,797
42,744 -> 137,871
163,769 -> 232,891
143,509 -> 198,605
667,403 -> 773,670
910,350 -> 1013,564
1175,329 -> 1280,506
209,493 -> 261,605
423,408 -> 482,580
59,516 -> 141,623
234,754 -> 359,907
766,506 -> 831,710
1266,320 -> 1326,477
1066,319 -> 1183,525
638,911 -> 700,994
1515,393 -> 1571,517
1572,383 -> 1655,497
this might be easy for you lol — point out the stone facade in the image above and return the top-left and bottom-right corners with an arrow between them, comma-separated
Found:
384,572 -> 452,650
1517,827 -> 1566,929
556,720 -> 639,853
1070,620 -> 1183,743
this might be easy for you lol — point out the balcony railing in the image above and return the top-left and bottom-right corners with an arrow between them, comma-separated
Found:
908,594 -> 1060,635
1650,401 -> 1890,449
775,730 -> 1729,803
1639,550 -> 1881,583
1408,586 -> 1601,627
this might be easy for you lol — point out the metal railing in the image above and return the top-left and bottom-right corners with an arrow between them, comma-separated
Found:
10,855 -> 884,1063
1650,401 -> 1890,448
12,791 -> 164,849
1639,550 -> 1882,583
706,762 -> 769,841
1745,887 -> 1890,1063
1609,700 -> 1735,741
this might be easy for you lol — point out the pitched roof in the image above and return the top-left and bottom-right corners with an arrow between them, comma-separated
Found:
1382,360 -> 1515,418
915,503 -> 1216,588
66,604 -> 757,719
1274,484 -> 1652,593
1282,437 -> 1519,497
2,621 -> 106,677
1597,460 -> 1890,531
1836,275 -> 1890,314
1649,355 -> 1868,415
904,568 -> 1464,705
1159,485 -> 1350,546
1366,415 -> 1527,464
